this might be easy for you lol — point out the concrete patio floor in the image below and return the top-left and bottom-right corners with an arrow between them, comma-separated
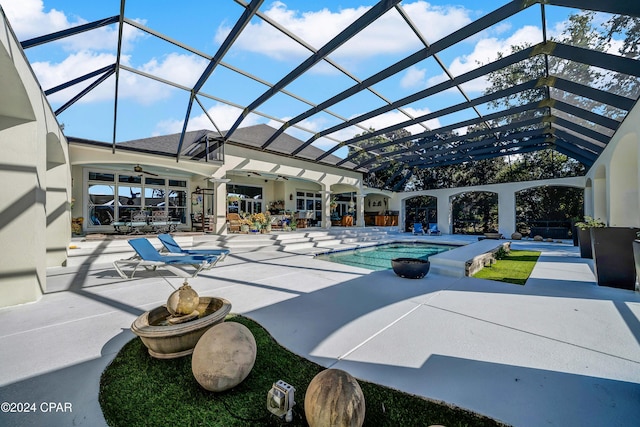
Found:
1,235 -> 639,426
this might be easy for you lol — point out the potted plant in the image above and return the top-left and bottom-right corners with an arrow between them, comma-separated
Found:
250,212 -> 268,233
71,217 -> 84,235
264,211 -> 272,233
590,224 -> 640,290
574,216 -> 605,259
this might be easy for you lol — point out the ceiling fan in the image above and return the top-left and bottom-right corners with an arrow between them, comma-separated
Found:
133,164 -> 159,176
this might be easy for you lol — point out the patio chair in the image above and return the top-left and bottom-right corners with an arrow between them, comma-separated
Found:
413,223 -> 425,235
226,213 -> 242,233
427,223 -> 441,236
113,238 -> 220,279
157,233 -> 230,261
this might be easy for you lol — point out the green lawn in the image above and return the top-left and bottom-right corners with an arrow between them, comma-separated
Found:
100,314 -> 507,427
473,250 -> 541,285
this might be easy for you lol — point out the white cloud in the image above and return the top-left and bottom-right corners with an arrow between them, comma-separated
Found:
61,19 -> 148,53
428,25 -> 543,92
400,1 -> 473,42
154,103 -> 260,135
139,53 -> 208,88
32,51 -> 119,103
2,0 -> 71,39
3,0 -> 146,52
400,66 -> 427,89
216,1 -> 368,61
216,1 -> 472,64
33,51 -> 207,105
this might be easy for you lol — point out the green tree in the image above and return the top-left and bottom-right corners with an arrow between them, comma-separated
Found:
351,128 -> 414,189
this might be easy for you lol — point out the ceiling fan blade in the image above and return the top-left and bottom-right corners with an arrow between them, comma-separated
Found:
143,170 -> 159,176
277,175 -> 289,180
250,171 -> 262,176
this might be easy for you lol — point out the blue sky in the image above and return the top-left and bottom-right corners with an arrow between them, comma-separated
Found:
2,0 -> 585,157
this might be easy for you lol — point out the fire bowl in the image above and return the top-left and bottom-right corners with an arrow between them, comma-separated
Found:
391,258 -> 431,279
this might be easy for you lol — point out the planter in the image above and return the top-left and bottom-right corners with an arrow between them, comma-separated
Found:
131,297 -> 231,359
570,220 -> 579,246
590,227 -> 639,290
633,240 -> 640,290
577,228 -> 592,258
391,258 -> 430,279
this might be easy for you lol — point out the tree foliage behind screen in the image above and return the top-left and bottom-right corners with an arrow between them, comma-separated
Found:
357,10 -> 637,232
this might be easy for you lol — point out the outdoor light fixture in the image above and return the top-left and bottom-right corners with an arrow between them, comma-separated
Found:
267,380 -> 295,422
289,193 -> 293,201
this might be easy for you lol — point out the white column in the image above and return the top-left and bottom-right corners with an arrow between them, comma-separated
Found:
209,177 -> 230,235
498,190 -> 516,237
356,193 -> 366,227
320,190 -> 332,228
436,194 -> 450,234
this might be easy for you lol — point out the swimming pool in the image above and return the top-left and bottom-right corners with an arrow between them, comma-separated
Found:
315,242 -> 457,271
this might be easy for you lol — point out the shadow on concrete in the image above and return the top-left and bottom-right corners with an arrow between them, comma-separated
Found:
0,328 -> 133,427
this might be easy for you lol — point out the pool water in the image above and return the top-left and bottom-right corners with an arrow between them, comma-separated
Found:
315,242 -> 456,271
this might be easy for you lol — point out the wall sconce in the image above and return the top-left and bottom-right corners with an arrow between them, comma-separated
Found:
289,193 -> 293,201
195,186 -> 201,193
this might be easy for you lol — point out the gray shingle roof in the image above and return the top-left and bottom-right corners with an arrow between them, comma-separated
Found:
68,124 -> 364,172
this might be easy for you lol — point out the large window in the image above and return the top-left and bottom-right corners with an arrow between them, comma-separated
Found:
226,184 -> 263,215
86,170 -> 187,227
296,191 -> 322,221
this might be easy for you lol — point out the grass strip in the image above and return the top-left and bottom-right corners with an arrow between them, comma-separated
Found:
473,250 -> 541,285
100,314 -> 508,427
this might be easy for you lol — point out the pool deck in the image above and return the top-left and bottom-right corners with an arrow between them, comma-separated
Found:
1,232 -> 639,426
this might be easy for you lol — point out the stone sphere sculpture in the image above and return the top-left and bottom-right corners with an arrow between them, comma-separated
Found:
166,283 -> 199,316
510,232 -> 522,240
304,369 -> 365,427
533,235 -> 544,241
191,322 -> 256,392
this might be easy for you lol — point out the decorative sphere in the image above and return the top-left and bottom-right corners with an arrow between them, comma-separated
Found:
191,322 -> 256,392
167,284 -> 199,316
305,369 -> 365,427
533,235 -> 544,241
510,232 -> 522,240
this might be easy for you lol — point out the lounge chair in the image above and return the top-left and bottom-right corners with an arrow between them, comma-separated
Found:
113,238 -> 220,279
157,233 -> 230,261
427,223 -> 442,235
413,223 -> 425,235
